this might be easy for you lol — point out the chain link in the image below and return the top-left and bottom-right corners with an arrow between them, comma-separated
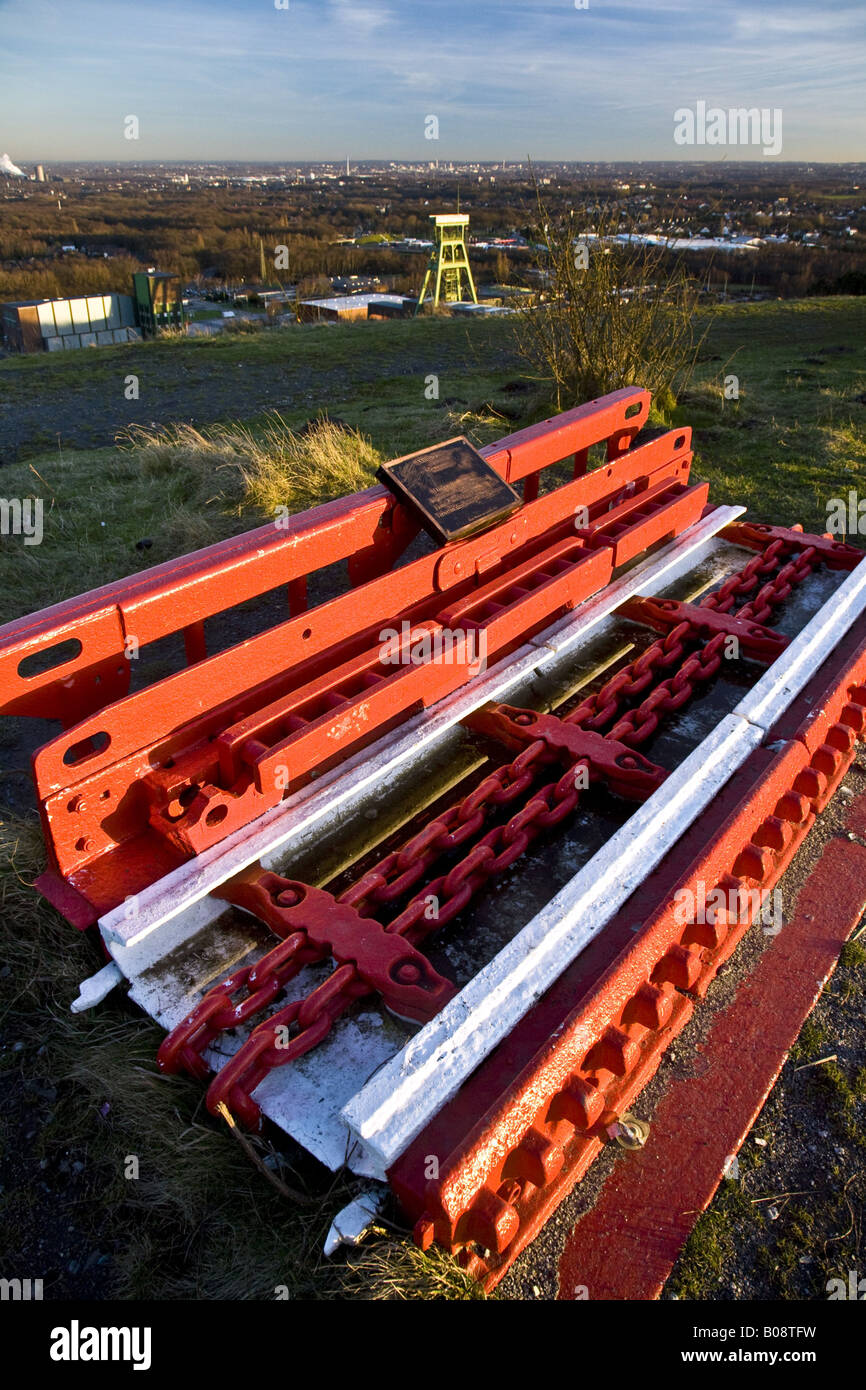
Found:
159,539 -> 822,1121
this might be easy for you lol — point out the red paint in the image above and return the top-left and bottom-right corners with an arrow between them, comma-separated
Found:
619,594 -> 789,662
6,387 -> 866,1295
390,616 -> 866,1289
0,397 -> 697,924
557,802 -> 866,1300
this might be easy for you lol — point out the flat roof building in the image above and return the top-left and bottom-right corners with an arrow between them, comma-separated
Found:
298,293 -> 414,323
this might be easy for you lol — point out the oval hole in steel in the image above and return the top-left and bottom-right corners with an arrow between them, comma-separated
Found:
18,638 -> 83,679
62,731 -> 110,766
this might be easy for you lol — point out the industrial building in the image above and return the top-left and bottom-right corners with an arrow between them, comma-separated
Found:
1,270 -> 184,353
415,213 -> 478,314
298,293 -> 415,323
0,293 -> 140,353
132,271 -> 184,336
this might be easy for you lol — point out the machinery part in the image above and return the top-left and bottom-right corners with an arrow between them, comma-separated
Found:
384,607 -> 866,1287
466,705 -> 668,800
618,595 -> 789,663
99,504 -> 743,958
0,389 -> 714,926
6,388 -> 866,1297
721,520 -> 863,571
158,530 -> 850,1135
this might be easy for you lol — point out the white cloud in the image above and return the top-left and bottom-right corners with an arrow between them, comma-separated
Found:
328,0 -> 391,33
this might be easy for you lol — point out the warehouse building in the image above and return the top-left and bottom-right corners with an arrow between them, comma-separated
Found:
1,269 -> 184,353
298,293 -> 415,323
0,293 -> 141,352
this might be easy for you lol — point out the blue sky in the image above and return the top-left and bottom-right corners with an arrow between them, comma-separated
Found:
1,0 -> 863,162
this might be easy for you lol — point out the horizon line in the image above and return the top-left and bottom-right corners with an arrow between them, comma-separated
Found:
6,157 -> 866,169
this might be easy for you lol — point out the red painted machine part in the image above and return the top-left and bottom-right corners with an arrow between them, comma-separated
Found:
387,606 -> 866,1288
0,402 -> 706,923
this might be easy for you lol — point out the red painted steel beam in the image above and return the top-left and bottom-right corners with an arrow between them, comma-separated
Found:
0,389 -> 652,729
0,487 -> 406,727
482,388 -> 651,483
27,429 -> 690,803
13,423 -> 697,922
34,541 -> 615,898
578,480 -> 709,567
557,797 -> 866,1301
389,607 -> 866,1288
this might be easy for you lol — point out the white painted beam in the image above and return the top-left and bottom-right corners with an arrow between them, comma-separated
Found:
340,714 -> 762,1168
100,506 -> 742,954
341,545 -> 866,1168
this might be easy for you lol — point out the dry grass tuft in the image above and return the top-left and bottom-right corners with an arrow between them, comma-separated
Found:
120,414 -> 382,519
339,1237 -> 490,1300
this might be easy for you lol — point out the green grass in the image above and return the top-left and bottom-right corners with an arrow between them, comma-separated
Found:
0,314 -> 516,390
0,444 -> 230,625
789,1015 -> 830,1061
3,298 -> 864,626
670,1177 -> 757,1299
674,298 -> 866,534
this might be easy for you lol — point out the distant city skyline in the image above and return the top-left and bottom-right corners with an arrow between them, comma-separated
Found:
1,0 -> 864,164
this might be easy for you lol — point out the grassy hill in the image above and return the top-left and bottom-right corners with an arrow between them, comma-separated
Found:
1,298 -> 865,623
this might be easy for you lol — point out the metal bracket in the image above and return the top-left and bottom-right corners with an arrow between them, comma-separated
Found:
721,521 -> 864,571
215,872 -> 454,1023
620,594 -> 789,663
466,703 -> 668,800
434,513 -> 529,589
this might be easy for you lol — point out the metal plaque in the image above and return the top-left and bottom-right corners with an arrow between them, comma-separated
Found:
377,436 -> 521,545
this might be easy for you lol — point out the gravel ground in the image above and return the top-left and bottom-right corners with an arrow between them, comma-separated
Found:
0,321 -> 519,463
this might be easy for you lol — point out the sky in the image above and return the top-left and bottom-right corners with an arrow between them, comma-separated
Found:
0,0 -> 863,163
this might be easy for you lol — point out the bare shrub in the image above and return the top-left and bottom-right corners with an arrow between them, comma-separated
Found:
515,188 -> 706,415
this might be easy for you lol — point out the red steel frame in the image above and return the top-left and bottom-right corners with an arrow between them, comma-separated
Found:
149,513 -> 863,1150
4,385 -> 866,1296
556,792 -> 866,1301
388,607 -> 866,1289
0,389 -> 707,925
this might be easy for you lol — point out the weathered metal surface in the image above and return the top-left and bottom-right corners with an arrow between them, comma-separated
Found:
376,435 -> 521,543
1,391 -> 702,925
6,388 -> 866,1296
